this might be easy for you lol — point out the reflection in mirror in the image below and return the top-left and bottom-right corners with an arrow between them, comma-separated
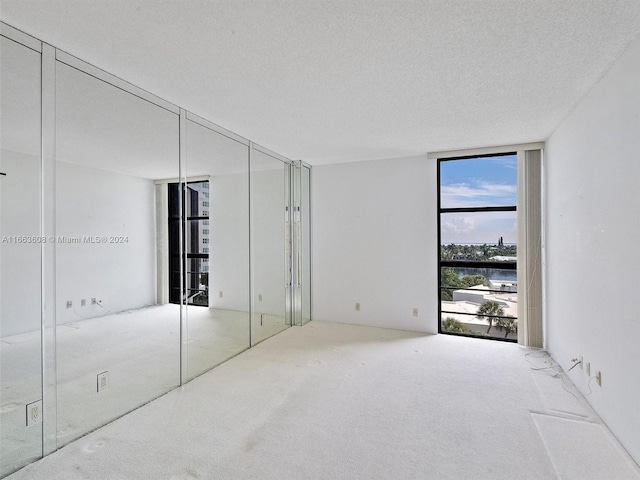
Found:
300,165 -> 311,325
183,119 -> 250,380
0,36 -> 43,478
54,61 -> 180,446
292,163 -> 312,326
1,27 -> 310,476
251,149 -> 289,345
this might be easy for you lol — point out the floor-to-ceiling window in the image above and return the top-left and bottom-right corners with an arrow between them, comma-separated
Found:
438,153 -> 518,341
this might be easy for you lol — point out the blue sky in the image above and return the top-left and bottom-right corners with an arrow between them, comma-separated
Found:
440,155 -> 517,244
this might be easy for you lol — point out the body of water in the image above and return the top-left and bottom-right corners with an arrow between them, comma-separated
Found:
454,267 -> 517,283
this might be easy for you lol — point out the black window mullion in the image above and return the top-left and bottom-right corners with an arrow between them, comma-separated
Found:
440,206 -> 516,214
440,260 -> 517,270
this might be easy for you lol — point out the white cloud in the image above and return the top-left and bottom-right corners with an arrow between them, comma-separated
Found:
441,211 -> 516,244
442,215 -> 475,234
490,157 -> 518,170
441,182 -> 516,208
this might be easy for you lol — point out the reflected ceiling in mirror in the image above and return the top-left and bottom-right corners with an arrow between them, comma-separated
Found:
0,37 -> 41,156
56,61 -> 179,180
251,148 -> 287,172
186,120 -> 248,176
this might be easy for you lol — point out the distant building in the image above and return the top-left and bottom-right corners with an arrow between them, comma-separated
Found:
489,255 -> 517,262
452,279 -> 518,306
488,279 -> 517,293
452,285 -> 495,305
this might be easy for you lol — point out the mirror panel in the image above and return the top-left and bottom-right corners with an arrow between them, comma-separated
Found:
54,61 -> 180,446
291,163 -> 312,326
251,149 -> 289,344
0,26 -> 310,476
0,36 -> 43,478
184,119 -> 250,380
300,165 -> 311,325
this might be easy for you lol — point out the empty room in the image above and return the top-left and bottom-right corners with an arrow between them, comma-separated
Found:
1,1 -> 639,479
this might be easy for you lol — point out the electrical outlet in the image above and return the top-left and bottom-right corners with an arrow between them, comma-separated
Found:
66,300 -> 72,308
355,303 -> 360,311
258,294 -> 263,301
26,400 -> 42,427
81,298 -> 86,306
219,291 -> 223,298
585,362 -> 591,376
413,308 -> 419,317
596,371 -> 602,386
91,297 -> 97,305
97,371 -> 109,393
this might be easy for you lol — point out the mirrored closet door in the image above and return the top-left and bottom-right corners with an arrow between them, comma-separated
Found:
54,59 -> 182,447
0,33 -> 44,479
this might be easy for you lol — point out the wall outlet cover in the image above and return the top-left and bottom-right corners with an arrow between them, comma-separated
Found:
97,371 -> 109,393
26,400 -> 42,427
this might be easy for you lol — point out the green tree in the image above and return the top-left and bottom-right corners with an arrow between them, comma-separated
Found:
475,300 -> 505,335
440,267 -> 462,301
461,274 -> 487,288
440,268 -> 487,301
442,317 -> 471,333
494,316 -> 517,338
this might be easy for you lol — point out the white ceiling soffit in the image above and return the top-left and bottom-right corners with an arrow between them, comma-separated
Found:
2,0 -> 640,165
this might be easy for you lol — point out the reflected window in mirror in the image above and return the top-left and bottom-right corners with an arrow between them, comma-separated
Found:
168,180 -> 210,307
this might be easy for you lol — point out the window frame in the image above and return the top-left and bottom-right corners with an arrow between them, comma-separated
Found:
437,152 -> 518,342
168,180 -> 210,306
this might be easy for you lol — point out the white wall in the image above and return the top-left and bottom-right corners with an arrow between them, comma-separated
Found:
56,161 -> 157,324
0,151 -> 42,336
209,172 -> 250,312
251,167 -> 286,317
545,37 -> 640,463
312,156 -> 438,333
1,36 -> 42,338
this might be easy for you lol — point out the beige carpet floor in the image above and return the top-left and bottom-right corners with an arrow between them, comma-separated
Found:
5,321 -> 640,480
1,304 -> 287,476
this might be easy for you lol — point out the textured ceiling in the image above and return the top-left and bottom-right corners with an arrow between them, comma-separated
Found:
2,0 -> 640,165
